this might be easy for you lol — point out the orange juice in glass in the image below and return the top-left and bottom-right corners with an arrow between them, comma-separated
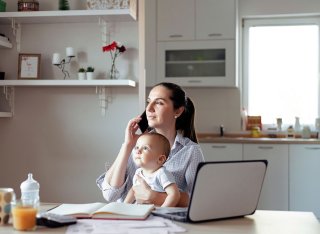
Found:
11,200 -> 37,231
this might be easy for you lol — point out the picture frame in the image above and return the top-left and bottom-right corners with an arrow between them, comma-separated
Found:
18,53 -> 41,79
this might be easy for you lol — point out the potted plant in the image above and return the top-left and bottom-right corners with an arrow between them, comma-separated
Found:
86,66 -> 95,80
78,67 -> 86,80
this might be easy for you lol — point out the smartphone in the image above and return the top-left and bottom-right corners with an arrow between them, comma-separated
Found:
138,111 -> 149,133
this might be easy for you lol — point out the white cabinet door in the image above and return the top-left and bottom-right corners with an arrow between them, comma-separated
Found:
157,0 -> 195,41
289,144 -> 320,218
157,40 -> 236,87
196,0 -> 236,40
200,143 -> 242,162
243,144 -> 289,211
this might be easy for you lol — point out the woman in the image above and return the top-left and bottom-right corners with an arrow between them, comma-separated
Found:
96,82 -> 204,206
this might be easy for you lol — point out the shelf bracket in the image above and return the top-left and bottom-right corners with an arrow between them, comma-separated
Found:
96,86 -> 113,117
11,19 -> 21,52
99,17 -> 110,46
2,86 -> 15,116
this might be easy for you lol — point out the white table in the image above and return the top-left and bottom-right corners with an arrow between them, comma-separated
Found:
0,204 -> 319,234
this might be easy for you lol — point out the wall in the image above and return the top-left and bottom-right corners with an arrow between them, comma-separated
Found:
0,1 -> 139,203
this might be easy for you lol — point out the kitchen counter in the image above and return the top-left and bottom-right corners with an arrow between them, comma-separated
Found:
198,133 -> 320,144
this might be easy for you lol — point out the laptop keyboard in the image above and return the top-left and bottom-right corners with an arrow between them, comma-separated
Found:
167,211 -> 187,217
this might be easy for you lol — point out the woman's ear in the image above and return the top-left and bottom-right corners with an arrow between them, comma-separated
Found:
158,154 -> 167,165
174,106 -> 185,118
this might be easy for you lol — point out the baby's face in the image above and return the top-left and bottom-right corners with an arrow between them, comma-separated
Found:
133,135 -> 165,170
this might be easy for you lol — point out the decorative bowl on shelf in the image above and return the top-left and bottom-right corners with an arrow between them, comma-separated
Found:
18,0 -> 39,12
86,0 -> 129,10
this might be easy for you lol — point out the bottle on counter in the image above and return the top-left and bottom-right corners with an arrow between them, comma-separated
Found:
294,117 -> 301,132
287,125 -> 295,138
241,108 -> 247,131
220,125 -> 225,137
20,173 -> 40,207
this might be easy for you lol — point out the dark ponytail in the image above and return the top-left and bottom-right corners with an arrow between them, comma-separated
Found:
154,82 -> 198,143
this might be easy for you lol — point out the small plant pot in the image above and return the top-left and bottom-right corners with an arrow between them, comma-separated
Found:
78,72 -> 86,80
86,72 -> 95,80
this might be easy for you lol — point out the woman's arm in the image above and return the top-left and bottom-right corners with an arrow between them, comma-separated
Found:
133,176 -> 189,207
124,187 -> 135,204
106,117 -> 141,187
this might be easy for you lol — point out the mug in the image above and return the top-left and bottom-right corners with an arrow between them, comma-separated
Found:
0,188 -> 15,225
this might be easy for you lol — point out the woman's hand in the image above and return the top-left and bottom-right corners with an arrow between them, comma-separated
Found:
133,176 -> 190,207
124,116 -> 143,147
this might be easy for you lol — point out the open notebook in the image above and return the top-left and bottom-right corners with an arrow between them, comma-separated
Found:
48,202 -> 154,220
152,160 -> 268,223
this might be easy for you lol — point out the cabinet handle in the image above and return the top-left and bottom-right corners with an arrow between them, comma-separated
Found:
188,80 -> 202,83
211,145 -> 227,149
258,146 -> 274,150
169,34 -> 183,38
208,33 -> 223,37
304,147 -> 320,150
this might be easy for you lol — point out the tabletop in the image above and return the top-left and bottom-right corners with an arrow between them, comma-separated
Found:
0,203 -> 319,234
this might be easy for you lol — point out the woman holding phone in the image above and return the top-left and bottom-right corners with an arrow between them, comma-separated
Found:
96,82 -> 204,206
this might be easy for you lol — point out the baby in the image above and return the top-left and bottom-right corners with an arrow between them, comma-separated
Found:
124,132 -> 180,207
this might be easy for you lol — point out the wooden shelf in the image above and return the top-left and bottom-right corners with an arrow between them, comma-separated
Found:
0,79 -> 136,87
0,9 -> 136,25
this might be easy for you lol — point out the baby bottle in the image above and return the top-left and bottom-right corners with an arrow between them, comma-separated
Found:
20,173 -> 40,207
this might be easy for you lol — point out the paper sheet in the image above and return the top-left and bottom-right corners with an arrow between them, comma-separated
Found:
66,215 -> 186,234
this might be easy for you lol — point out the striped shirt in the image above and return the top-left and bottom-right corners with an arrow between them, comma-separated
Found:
96,132 -> 204,202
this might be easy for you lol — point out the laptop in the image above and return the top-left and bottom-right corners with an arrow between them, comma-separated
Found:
152,160 -> 268,223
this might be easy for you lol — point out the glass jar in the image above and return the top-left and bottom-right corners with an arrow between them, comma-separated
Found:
251,126 -> 261,138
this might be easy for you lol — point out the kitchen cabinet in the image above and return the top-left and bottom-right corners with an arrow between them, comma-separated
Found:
195,0 -> 236,40
243,144 -> 289,211
200,143 -> 242,161
154,0 -> 237,87
157,0 -> 236,41
157,0 -> 194,41
157,40 -> 235,87
289,144 -> 320,218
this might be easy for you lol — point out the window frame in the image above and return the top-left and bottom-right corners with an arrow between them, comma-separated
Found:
242,16 -> 320,129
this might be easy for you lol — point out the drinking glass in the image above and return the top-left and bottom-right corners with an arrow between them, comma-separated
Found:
11,199 -> 38,231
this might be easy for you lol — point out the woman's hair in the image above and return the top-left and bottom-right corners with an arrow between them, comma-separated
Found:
154,82 -> 198,143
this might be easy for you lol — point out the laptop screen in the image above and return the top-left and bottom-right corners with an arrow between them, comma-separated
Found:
152,160 -> 267,223
188,160 -> 267,222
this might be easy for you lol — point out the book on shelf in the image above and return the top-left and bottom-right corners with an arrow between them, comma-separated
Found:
47,202 -> 155,220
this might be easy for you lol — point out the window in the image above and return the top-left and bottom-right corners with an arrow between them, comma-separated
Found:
243,17 -> 319,129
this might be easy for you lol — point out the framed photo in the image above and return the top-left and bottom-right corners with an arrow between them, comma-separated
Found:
18,54 -> 41,79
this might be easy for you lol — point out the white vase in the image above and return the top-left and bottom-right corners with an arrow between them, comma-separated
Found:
78,72 -> 86,80
86,72 -> 95,80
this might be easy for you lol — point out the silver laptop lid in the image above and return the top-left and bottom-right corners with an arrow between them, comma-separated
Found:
188,160 -> 267,222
